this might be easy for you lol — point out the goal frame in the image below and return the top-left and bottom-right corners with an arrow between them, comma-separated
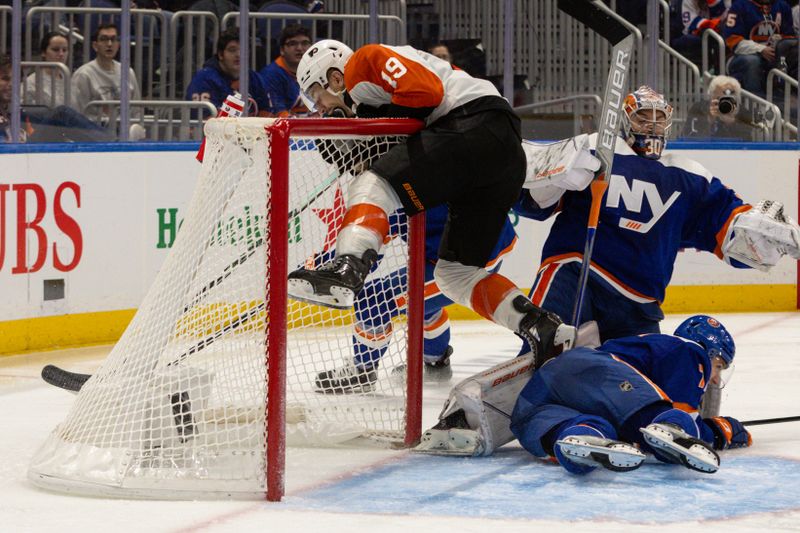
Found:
265,118 -> 425,501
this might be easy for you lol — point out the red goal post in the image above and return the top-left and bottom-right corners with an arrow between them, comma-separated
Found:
265,118 -> 426,501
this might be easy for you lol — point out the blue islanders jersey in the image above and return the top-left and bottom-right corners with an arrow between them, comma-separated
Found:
258,57 -> 309,117
600,334 -> 711,413
723,0 -> 794,51
515,134 -> 750,304
186,58 -> 272,117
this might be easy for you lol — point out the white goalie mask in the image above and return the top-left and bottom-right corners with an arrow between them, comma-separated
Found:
621,86 -> 673,160
297,39 -> 354,110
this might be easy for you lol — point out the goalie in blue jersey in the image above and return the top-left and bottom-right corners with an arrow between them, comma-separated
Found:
515,86 -> 800,345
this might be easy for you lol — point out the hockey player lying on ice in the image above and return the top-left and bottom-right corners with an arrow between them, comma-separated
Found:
416,315 -> 752,475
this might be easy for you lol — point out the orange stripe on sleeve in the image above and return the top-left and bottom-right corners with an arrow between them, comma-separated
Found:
610,354 -> 672,402
345,45 -> 444,109
341,203 -> 390,239
714,204 -> 752,258
470,273 -> 518,321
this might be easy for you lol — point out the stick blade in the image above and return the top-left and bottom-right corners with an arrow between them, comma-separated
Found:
557,0 -> 631,45
41,364 -> 91,393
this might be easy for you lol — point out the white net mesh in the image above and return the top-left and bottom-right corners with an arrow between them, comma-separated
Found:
28,117 -> 422,499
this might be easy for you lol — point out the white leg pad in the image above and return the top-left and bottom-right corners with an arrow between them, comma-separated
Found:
438,353 -> 535,456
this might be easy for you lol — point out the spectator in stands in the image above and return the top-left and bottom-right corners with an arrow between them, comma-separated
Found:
258,24 -> 312,117
670,0 -> 728,69
681,75 -> 760,140
22,31 -> 70,107
186,28 -> 271,117
723,0 -> 796,97
71,23 -> 142,127
1,54 -> 112,143
428,42 -> 453,64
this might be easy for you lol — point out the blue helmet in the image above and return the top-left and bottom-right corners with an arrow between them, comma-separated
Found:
674,315 -> 735,366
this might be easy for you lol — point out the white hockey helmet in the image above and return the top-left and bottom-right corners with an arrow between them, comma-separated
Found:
297,39 -> 354,96
621,85 -> 673,160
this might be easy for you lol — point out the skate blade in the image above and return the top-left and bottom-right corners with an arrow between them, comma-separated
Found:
557,439 -> 645,472
313,382 -> 375,395
287,279 -> 355,309
640,426 -> 720,473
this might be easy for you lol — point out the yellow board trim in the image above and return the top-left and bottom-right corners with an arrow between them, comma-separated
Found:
1,284 -> 796,356
0,309 -> 136,356
443,284 -> 798,319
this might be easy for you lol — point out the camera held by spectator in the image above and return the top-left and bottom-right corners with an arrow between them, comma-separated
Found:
682,76 -> 758,141
717,89 -> 737,116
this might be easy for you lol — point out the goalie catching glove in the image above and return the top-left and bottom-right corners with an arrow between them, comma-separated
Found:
723,200 -> 800,271
521,134 -> 601,208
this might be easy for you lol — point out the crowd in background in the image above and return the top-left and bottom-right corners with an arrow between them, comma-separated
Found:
2,0 -> 798,143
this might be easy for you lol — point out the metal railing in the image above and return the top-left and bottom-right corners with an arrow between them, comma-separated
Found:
24,7 -> 168,99
514,94 -> 602,138
0,6 -> 11,57
701,29 -> 726,78
739,88 -> 786,141
221,11 -> 405,65
434,0 -> 642,103
168,11 -> 220,100
85,99 -> 217,141
766,68 -> 799,139
20,61 -> 72,108
658,40 -> 702,133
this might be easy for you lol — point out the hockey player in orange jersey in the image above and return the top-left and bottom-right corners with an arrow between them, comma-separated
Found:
287,40 -> 577,376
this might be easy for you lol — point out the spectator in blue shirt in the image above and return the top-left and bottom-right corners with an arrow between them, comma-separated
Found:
186,28 -> 271,117
259,24 -> 312,117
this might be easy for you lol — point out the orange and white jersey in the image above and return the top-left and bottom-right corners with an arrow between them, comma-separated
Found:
344,44 -> 502,125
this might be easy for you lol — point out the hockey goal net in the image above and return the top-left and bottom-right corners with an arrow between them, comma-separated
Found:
28,117 -> 425,501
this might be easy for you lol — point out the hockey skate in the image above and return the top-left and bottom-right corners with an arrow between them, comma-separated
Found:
389,346 -> 454,384
514,296 -> 576,368
315,363 -> 378,394
424,346 -> 454,383
556,435 -> 646,473
640,423 -> 720,473
288,250 -> 377,309
413,409 -> 484,456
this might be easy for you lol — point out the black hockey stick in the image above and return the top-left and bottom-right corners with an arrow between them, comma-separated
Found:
41,302 -> 266,393
743,415 -> 800,426
557,0 -> 635,326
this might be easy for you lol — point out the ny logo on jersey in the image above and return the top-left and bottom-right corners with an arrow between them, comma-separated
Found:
606,174 -> 681,233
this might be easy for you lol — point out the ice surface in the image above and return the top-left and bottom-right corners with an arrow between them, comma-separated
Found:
1,315 -> 799,532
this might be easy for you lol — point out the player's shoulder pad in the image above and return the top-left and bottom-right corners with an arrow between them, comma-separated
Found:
657,151 -> 715,183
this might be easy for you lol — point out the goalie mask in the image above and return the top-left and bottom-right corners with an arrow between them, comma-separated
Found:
621,86 -> 673,160
297,39 -> 354,109
674,315 -> 736,386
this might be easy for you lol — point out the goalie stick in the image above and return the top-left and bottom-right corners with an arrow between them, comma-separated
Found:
557,0 -> 635,326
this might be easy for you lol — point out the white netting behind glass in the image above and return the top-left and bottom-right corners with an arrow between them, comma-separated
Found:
28,118 -> 418,499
